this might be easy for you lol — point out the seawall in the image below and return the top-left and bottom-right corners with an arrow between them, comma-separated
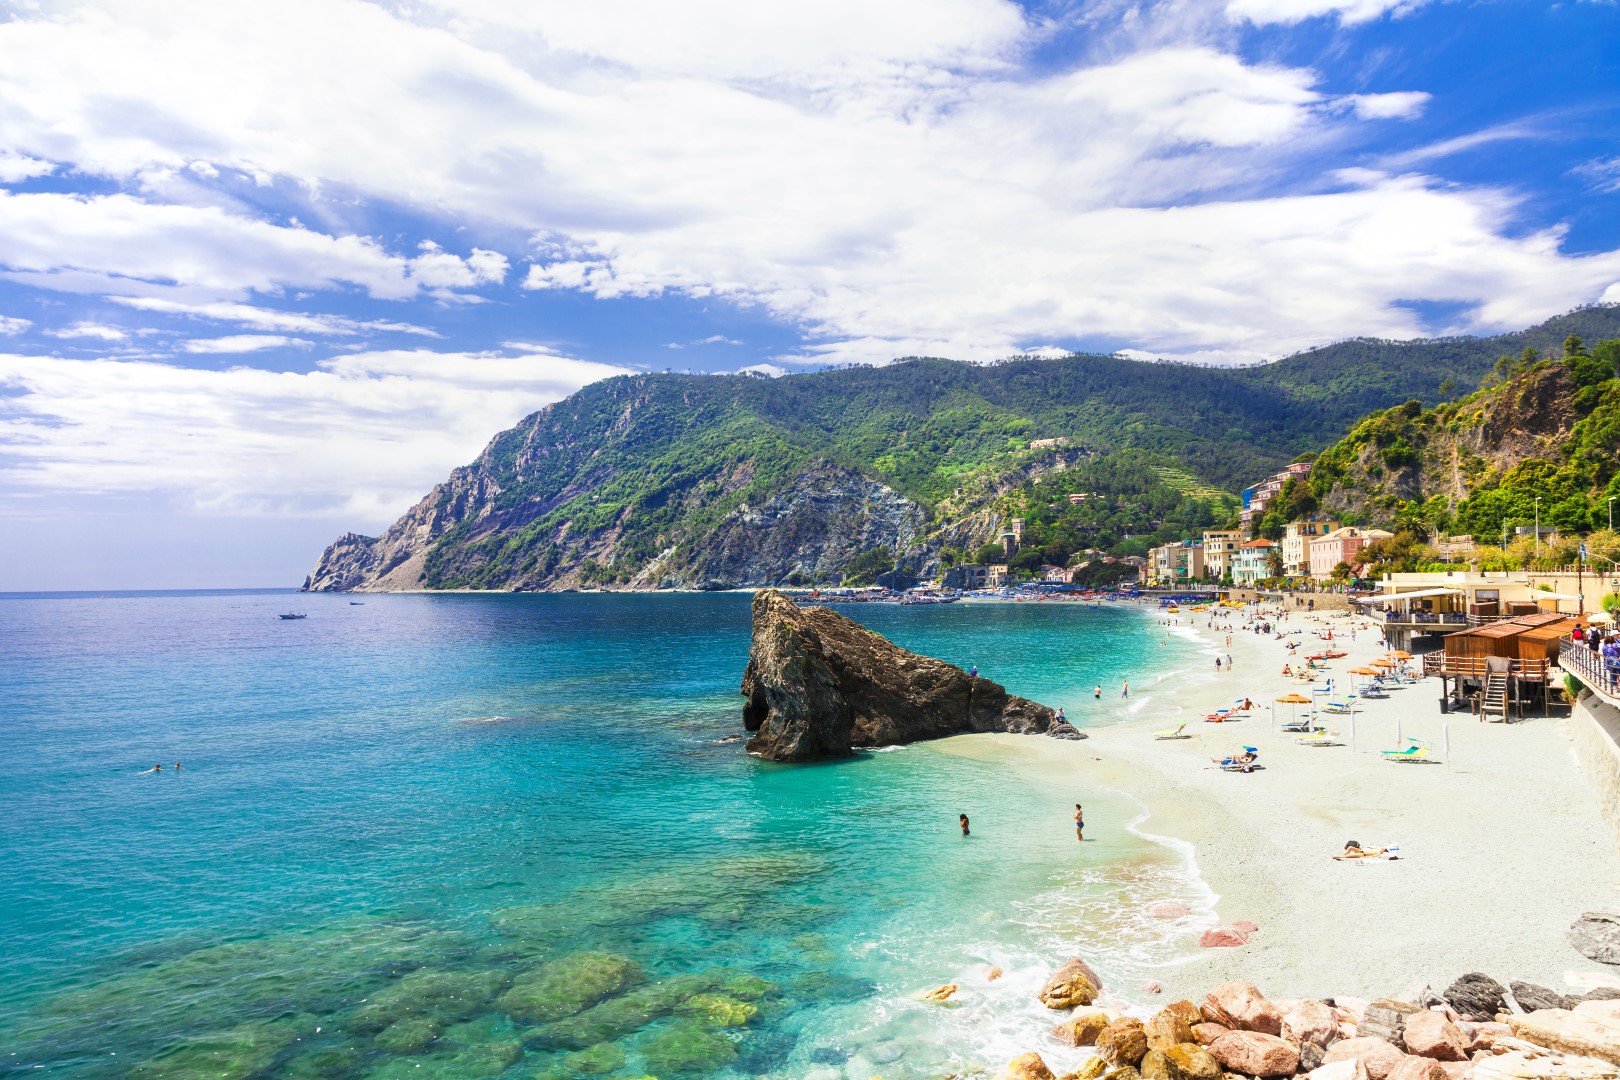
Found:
1571,694 -> 1620,854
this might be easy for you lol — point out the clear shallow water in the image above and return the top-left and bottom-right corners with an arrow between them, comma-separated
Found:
0,591 -> 1209,1080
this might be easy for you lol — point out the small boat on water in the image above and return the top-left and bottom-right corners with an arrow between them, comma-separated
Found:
349,601 -> 365,606
278,613 -> 307,620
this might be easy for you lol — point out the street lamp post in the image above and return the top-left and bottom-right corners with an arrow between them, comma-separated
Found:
1535,497 -> 1542,561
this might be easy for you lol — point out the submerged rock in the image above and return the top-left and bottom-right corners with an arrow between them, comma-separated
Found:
739,589 -> 1076,761
1039,958 -> 1103,1009
637,1018 -> 739,1074
498,952 -> 643,1023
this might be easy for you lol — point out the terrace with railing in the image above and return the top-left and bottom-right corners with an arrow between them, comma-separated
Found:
1563,640 -> 1620,708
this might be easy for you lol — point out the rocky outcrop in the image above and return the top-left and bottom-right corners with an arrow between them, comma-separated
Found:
1571,915 -> 1620,966
739,590 -> 1080,762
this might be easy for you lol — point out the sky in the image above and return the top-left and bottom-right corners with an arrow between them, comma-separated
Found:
1,0 -> 1618,590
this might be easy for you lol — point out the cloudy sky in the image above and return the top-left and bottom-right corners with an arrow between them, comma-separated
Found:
1,0 -> 1617,589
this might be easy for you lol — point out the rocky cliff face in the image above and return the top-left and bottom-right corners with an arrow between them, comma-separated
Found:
1312,364 -> 1584,522
739,589 -> 1081,762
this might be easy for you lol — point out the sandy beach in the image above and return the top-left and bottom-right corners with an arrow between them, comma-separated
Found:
952,600 -> 1620,1005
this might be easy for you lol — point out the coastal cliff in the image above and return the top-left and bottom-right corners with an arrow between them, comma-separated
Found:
302,309 -> 1620,593
738,589 -> 1080,761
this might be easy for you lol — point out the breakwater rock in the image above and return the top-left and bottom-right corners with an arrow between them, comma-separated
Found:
739,589 -> 1081,762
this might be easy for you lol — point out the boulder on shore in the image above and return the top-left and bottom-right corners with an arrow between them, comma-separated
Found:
1039,958 -> 1103,1010
739,589 -> 1078,761
1204,981 -> 1284,1035
1510,1009 -> 1620,1066
1571,914 -> 1620,966
1003,1052 -> 1059,1080
1207,1031 -> 1300,1077
1401,1010 -> 1467,1061
1444,974 -> 1508,1022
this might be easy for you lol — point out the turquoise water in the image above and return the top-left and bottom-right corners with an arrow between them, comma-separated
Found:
0,592 -> 1208,1079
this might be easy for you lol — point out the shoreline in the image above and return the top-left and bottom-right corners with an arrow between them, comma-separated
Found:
941,601 -> 1620,1005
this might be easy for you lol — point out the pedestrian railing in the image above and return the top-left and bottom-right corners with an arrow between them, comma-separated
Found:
1562,641 -> 1620,702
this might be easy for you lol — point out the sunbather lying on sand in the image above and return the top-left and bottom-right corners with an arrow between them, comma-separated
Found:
1334,841 -> 1399,860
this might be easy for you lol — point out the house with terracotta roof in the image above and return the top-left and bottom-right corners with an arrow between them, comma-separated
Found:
1231,538 -> 1278,586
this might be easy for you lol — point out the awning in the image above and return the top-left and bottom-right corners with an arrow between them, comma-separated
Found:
1354,588 -> 1462,605
1527,591 -> 1585,601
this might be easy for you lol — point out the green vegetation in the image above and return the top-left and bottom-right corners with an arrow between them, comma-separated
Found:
363,308 -> 1620,589
1306,334 -> 1620,568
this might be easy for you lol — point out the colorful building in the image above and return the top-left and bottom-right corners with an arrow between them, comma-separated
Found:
1307,527 -> 1394,580
1231,538 -> 1278,585
1201,529 -> 1243,580
1282,518 -> 1341,577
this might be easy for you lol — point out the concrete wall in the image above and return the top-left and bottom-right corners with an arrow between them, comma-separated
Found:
1225,588 -> 1353,612
1570,694 -> 1620,853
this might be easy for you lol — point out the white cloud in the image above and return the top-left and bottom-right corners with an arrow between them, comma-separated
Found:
0,190 -> 507,302
1574,157 -> 1620,195
1342,91 -> 1430,120
0,0 -> 1608,378
0,348 -> 631,518
182,334 -> 312,353
46,321 -> 127,341
108,296 -> 440,337
1225,0 -> 1429,25
0,315 -> 30,335
0,150 -> 54,183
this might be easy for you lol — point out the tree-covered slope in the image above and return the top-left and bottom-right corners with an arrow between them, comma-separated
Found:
302,307 -> 1620,592
1301,335 -> 1620,542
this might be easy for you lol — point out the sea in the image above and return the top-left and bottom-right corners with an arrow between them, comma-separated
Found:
0,590 -> 1217,1080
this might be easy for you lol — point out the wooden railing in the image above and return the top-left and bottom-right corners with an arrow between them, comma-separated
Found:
1421,654 -> 1552,681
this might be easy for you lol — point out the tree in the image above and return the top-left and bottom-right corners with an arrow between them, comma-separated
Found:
1329,561 -> 1353,582
973,542 -> 1005,565
842,547 -> 896,586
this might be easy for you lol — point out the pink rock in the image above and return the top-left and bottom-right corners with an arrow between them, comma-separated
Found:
1402,1010 -> 1468,1061
1233,921 -> 1260,934
1149,902 -> 1192,919
1437,1064 -> 1471,1080
1204,980 -> 1284,1035
1207,1031 -> 1301,1077
1463,1023 -> 1511,1055
1324,1037 -> 1406,1080
1283,1000 -> 1341,1049
1192,1022 -> 1232,1045
1387,1056 -> 1449,1080
1143,981 -> 1163,994
1575,1000 -> 1620,1023
1308,1063 -> 1365,1080
1199,927 -> 1250,948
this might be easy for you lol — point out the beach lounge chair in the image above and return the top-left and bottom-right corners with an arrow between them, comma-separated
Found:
1296,729 -> 1342,746
1321,695 -> 1358,714
1154,723 -> 1190,740
1204,708 -> 1232,722
1384,747 -> 1431,763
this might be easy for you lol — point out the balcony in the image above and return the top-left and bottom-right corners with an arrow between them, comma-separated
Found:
1369,609 -> 1468,626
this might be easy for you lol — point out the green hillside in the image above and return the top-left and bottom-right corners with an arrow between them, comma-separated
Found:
303,307 -> 1620,592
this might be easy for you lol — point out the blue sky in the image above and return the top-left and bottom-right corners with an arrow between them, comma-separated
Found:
0,0 -> 1617,589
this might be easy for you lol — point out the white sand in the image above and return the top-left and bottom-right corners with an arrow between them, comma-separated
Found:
963,603 -> 1620,1003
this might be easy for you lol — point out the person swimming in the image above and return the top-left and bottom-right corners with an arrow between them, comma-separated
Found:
174,762 -> 183,771
141,764 -> 162,774
959,813 -> 970,836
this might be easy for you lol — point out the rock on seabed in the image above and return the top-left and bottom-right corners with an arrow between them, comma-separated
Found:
739,589 -> 1080,761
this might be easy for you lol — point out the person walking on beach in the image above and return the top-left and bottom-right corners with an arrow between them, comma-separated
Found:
1073,804 -> 1085,841
959,814 -> 970,836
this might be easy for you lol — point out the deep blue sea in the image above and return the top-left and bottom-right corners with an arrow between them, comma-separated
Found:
0,591 -> 1209,1080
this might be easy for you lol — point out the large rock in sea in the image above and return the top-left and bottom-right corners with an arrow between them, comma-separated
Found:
739,589 -> 1080,761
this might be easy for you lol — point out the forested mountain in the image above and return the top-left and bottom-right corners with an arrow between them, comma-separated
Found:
303,307 -> 1620,592
1298,334 -> 1620,546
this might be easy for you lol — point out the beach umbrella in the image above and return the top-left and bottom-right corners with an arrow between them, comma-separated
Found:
1348,665 -> 1379,693
1274,692 -> 1311,731
1389,650 -> 1414,660
1590,612 -> 1614,626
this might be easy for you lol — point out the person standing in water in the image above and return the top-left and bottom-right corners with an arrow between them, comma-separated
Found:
959,814 -> 970,836
1093,685 -> 1101,699
1073,804 -> 1085,841
1121,679 -> 1129,698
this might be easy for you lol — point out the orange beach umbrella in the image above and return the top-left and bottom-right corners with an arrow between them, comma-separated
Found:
1273,692 -> 1312,731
